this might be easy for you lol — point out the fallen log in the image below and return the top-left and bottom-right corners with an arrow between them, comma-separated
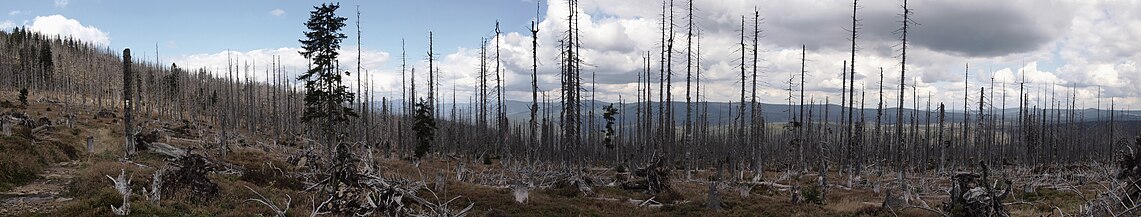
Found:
168,137 -> 205,144
146,142 -> 186,158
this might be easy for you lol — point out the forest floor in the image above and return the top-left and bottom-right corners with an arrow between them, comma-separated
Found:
0,90 -> 1119,216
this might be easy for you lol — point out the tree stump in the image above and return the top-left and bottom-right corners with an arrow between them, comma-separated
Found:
2,120 -> 9,137
86,136 -> 95,153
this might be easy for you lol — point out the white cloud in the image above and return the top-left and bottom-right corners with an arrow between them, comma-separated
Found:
172,0 -> 1141,108
0,20 -> 15,30
54,0 -> 69,9
8,11 -> 23,16
269,9 -> 286,17
26,15 -> 110,46
170,48 -> 396,96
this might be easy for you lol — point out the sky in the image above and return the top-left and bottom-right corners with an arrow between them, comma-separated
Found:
2,0 -> 1140,110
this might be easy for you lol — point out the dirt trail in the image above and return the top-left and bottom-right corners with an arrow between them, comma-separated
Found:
0,161 -> 79,215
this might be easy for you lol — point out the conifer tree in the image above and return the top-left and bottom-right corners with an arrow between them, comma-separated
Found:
298,3 -> 357,157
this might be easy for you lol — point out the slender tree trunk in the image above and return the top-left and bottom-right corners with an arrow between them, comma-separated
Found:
799,45 -> 806,171
122,48 -> 135,157
530,20 -> 540,163
846,0 -> 859,187
896,0 -> 911,202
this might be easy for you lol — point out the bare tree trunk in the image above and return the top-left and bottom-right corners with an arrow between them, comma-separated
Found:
750,8 -> 763,179
738,16 -> 748,179
494,23 -> 508,160
846,0 -> 860,187
123,48 -> 136,157
876,68 -> 884,176
961,63 -> 969,169
799,45 -> 807,172
819,97 -> 830,205
684,0 -> 694,179
530,20 -> 540,163
356,6 -> 364,149
664,0 -> 676,162
896,0 -> 912,204
561,0 -> 584,166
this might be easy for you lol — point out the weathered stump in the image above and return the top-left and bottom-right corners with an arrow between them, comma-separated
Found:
86,136 -> 95,153
1,120 -> 9,137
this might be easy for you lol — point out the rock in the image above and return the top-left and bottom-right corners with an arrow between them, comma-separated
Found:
511,184 -> 530,204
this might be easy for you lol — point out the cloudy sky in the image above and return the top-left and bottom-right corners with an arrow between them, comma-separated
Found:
3,0 -> 1139,110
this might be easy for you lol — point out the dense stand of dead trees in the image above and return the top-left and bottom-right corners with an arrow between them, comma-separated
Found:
1,1 -> 1139,200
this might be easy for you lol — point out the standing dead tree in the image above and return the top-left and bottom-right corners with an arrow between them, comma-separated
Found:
798,45 -> 807,172
751,8 -> 764,180
122,48 -> 136,157
684,0 -> 695,177
846,0 -> 861,187
529,15 -> 541,163
893,0 -> 915,206
561,0 -> 584,165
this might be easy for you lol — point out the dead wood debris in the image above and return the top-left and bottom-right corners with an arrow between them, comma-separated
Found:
621,153 -> 673,195
160,152 -> 219,202
1083,135 -> 1141,217
939,161 -> 1012,217
308,143 -> 474,216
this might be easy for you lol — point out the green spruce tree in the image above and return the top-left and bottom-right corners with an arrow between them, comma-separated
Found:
412,99 -> 436,159
602,104 -> 619,149
298,3 -> 357,158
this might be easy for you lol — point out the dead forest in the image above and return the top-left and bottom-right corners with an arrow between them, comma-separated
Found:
2,0 -> 1141,216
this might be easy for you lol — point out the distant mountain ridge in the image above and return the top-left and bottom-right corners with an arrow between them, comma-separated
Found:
372,99 -> 1141,125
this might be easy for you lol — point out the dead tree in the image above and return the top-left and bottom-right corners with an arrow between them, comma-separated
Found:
561,0 -> 583,165
427,32 -> 436,120
895,0 -> 913,200
939,103 -> 946,173
750,8 -> 763,178
876,68 -> 884,175
494,23 -> 508,160
738,16 -> 748,177
355,6 -> 364,147
846,0 -> 861,186
478,39 -> 489,156
656,0 -> 668,154
529,19 -> 540,162
684,0 -> 695,174
664,0 -> 676,158
962,63 -> 969,168
402,40 -> 410,157
840,61 -> 847,169
123,48 -> 136,157
798,45 -> 806,171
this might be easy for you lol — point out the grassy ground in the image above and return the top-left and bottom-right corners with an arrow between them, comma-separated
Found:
0,90 -> 1110,216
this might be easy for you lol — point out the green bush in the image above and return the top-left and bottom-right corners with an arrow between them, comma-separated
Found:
18,88 -> 28,106
802,184 -> 823,205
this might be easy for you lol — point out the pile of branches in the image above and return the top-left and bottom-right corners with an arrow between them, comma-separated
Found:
622,153 -> 673,194
1083,135 -> 1141,216
134,130 -> 160,151
1116,136 -> 1141,205
2,111 -> 56,140
2,111 -> 33,127
163,119 -> 200,139
160,152 -> 219,202
942,161 -> 1012,217
95,109 -> 117,119
310,143 -> 472,216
